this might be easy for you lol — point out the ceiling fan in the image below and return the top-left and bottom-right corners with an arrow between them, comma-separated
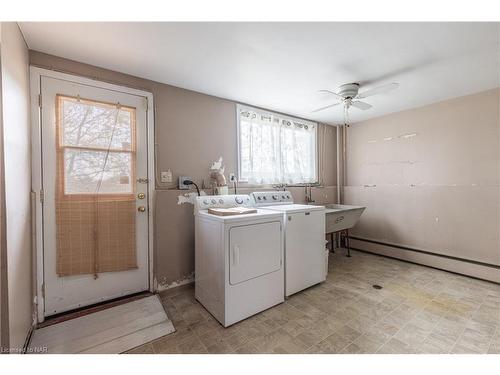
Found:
312,82 -> 399,113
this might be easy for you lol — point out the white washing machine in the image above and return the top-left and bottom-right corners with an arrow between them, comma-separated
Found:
194,194 -> 284,327
252,191 -> 326,297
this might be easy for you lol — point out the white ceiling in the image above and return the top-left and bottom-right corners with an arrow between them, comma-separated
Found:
20,22 -> 500,124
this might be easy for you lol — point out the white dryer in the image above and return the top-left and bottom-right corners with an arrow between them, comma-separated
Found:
194,194 -> 284,327
252,191 -> 326,297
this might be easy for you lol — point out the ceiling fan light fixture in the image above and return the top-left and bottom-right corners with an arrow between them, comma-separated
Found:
312,81 -> 399,114
337,83 -> 360,99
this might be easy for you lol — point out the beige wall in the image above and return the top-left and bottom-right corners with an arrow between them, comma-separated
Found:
29,51 -> 338,288
345,88 -> 500,278
1,23 -> 32,349
0,21 -> 8,350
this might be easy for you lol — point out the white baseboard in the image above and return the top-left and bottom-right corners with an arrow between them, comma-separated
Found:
350,237 -> 500,284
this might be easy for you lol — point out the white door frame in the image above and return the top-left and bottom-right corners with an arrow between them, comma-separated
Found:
30,67 -> 155,323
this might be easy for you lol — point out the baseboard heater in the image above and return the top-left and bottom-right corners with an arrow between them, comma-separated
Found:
349,236 -> 500,284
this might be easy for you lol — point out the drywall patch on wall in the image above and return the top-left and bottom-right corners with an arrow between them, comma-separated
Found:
177,191 -> 206,205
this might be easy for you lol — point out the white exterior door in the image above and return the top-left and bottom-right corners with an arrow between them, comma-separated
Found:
39,75 -> 150,316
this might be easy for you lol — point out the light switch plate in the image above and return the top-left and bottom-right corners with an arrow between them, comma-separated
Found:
161,170 -> 172,183
229,173 -> 236,182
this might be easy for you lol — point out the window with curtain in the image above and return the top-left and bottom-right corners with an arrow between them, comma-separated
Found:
237,105 -> 318,184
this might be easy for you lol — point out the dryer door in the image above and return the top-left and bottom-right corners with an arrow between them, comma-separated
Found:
229,221 -> 282,285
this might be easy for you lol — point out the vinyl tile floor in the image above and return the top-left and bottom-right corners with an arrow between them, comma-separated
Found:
126,250 -> 500,354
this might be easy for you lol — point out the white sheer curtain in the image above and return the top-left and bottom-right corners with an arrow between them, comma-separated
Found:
238,106 -> 317,184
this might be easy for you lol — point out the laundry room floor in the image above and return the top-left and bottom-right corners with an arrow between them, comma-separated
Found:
127,250 -> 500,354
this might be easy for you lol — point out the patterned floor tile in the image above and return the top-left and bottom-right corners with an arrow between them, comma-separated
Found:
123,250 -> 500,354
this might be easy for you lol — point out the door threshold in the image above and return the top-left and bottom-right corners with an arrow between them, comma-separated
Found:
38,291 -> 153,329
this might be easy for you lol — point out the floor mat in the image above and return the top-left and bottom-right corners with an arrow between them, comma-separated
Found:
28,295 -> 175,354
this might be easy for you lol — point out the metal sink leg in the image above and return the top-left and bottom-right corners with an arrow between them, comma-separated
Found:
345,229 -> 351,257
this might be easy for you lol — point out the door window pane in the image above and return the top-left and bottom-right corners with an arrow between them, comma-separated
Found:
60,96 -> 134,151
57,95 -> 136,195
64,149 -> 133,194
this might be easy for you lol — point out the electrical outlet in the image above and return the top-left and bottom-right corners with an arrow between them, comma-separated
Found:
229,173 -> 236,182
179,176 -> 192,190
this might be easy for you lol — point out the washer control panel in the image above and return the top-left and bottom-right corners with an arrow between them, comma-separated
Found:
195,194 -> 253,212
251,191 -> 294,206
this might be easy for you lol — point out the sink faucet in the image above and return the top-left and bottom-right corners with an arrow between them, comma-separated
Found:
305,185 -> 315,204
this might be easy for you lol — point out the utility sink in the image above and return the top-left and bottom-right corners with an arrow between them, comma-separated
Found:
325,204 -> 366,233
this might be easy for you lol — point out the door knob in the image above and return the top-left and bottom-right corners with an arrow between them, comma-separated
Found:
138,206 -> 146,212
137,193 -> 145,199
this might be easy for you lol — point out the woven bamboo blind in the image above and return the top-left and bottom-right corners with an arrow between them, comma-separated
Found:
55,95 -> 138,277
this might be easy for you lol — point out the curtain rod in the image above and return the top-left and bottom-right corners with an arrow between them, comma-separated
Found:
240,111 -> 316,129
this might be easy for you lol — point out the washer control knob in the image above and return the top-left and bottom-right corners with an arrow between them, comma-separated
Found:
235,197 -> 244,204
263,196 -> 267,200
211,199 -> 217,204
272,195 -> 278,200
203,200 -> 209,205
258,196 -> 262,200
219,199 -> 224,204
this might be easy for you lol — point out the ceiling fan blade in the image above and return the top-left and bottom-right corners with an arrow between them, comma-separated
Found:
312,101 -> 342,113
351,100 -> 372,110
318,89 -> 344,101
357,82 -> 399,99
